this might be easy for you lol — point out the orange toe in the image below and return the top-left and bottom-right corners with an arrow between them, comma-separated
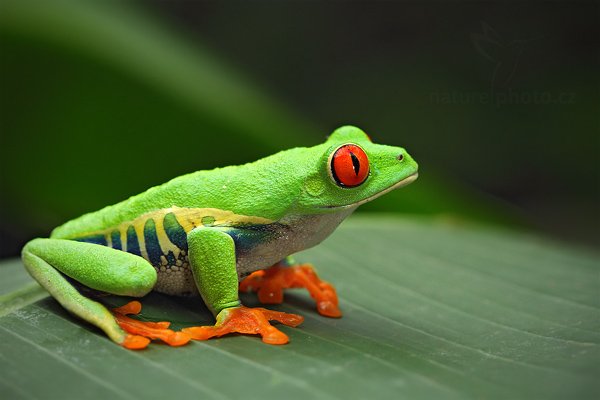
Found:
260,326 -> 289,345
113,300 -> 143,315
260,308 -> 304,327
113,301 -> 191,348
121,334 -> 151,350
317,300 -> 342,318
239,270 -> 265,292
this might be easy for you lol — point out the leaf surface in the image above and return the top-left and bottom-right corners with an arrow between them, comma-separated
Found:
1,216 -> 598,399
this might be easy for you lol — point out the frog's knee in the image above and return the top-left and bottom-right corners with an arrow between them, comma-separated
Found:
22,238 -> 48,256
118,260 -> 157,297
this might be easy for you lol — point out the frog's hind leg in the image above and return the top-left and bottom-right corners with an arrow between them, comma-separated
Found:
240,259 -> 342,318
22,238 -> 160,349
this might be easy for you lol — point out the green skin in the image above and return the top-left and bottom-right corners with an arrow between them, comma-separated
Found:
22,126 -> 418,345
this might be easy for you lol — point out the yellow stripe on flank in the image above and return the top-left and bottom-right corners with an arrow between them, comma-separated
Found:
68,206 -> 274,243
154,213 -> 181,256
173,209 -> 197,233
120,226 -> 128,252
133,219 -> 147,259
170,207 -> 273,232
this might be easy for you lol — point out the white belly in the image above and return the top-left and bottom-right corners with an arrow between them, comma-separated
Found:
235,207 -> 357,277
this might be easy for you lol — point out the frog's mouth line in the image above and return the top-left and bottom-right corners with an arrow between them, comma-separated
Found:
324,172 -> 419,209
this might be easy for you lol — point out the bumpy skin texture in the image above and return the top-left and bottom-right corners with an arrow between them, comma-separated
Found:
21,126 -> 418,348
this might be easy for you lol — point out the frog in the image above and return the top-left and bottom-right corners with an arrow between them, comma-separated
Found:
21,126 -> 418,349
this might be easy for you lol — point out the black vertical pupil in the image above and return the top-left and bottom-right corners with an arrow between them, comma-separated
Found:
349,151 -> 360,175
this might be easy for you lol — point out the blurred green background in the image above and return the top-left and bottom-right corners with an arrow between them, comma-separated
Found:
0,0 -> 598,257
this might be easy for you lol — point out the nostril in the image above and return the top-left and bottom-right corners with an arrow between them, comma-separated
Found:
397,153 -> 404,161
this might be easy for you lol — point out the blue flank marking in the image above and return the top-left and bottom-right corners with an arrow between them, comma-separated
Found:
226,225 -> 276,256
126,225 -> 141,256
74,234 -> 107,246
163,212 -> 188,251
110,230 -> 121,250
144,219 -> 162,266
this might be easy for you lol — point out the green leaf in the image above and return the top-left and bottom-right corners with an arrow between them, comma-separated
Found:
1,216 -> 598,399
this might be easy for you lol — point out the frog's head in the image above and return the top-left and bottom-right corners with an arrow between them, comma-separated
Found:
297,126 -> 418,212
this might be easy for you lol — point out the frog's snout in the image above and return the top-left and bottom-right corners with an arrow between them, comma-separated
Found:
395,149 -> 419,177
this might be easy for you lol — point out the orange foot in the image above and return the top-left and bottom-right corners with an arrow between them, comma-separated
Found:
240,263 -> 342,318
113,301 -> 192,350
182,306 -> 303,345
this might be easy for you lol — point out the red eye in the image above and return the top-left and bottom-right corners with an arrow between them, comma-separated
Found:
330,144 -> 370,187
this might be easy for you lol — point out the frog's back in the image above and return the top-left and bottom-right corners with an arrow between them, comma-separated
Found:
50,165 -> 275,251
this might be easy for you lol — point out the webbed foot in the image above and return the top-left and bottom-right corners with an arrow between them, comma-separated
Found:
182,306 -> 303,345
113,301 -> 192,349
240,264 -> 342,318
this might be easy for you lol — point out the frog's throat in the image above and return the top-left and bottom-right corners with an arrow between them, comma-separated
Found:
322,172 -> 419,210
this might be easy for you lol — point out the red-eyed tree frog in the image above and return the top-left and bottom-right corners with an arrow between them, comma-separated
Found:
22,126 -> 418,349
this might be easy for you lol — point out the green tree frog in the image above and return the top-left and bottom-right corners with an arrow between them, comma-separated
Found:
22,126 -> 418,349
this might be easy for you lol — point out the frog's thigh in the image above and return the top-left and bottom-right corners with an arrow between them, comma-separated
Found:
187,227 -> 241,316
22,238 -> 157,344
24,238 -> 157,296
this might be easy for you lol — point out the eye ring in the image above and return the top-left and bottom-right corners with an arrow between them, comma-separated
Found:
328,144 -> 370,188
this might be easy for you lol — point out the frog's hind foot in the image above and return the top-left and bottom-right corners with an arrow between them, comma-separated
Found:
182,306 -> 303,345
112,301 -> 192,349
240,263 -> 342,318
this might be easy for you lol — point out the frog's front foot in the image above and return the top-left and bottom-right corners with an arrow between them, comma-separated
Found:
240,263 -> 342,318
182,306 -> 303,345
112,301 -> 192,349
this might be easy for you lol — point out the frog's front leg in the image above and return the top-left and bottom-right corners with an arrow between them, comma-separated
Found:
21,238 -> 163,349
181,227 -> 303,344
240,258 -> 342,318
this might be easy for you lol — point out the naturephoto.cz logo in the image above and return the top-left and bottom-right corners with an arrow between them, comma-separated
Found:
429,22 -> 576,107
